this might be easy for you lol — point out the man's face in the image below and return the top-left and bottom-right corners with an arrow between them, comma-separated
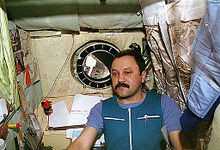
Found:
111,55 -> 145,100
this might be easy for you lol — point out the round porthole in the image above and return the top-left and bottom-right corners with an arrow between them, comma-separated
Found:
70,40 -> 120,89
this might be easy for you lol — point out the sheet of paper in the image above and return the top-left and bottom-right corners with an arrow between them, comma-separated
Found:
71,94 -> 103,112
66,128 -> 83,139
0,98 -> 8,122
68,112 -> 87,126
49,100 -> 70,127
68,94 -> 103,125
49,94 -> 104,127
66,128 -> 105,146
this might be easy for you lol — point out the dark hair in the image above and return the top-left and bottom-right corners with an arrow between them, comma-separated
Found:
111,49 -> 146,73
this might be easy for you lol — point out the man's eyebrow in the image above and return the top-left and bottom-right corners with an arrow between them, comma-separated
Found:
123,67 -> 132,70
111,67 -> 132,71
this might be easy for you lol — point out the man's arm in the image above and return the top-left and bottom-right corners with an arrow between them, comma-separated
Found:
169,131 -> 183,150
161,95 -> 183,150
67,126 -> 98,150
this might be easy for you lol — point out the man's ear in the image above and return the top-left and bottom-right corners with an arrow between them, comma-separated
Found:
141,70 -> 146,83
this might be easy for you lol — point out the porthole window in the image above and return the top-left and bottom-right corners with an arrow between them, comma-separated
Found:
70,40 -> 120,89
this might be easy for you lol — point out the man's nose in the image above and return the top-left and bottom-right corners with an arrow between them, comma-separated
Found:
118,73 -> 125,82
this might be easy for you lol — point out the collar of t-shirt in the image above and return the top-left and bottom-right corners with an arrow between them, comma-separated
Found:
118,94 -> 146,109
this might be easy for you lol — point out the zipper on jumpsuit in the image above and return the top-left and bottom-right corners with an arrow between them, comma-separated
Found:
128,108 -> 133,150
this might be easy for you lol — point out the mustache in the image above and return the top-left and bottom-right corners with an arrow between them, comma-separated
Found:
115,82 -> 129,89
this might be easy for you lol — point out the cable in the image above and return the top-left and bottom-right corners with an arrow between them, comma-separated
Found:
44,34 -> 75,99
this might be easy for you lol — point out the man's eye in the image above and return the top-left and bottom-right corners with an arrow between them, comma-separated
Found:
111,72 -> 117,76
124,71 -> 131,74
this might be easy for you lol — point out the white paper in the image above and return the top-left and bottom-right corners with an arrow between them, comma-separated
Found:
49,95 -> 103,127
65,94 -> 105,145
66,128 -> 83,139
68,94 -> 103,125
66,128 -> 105,146
49,100 -> 70,127
0,98 -> 8,122
71,94 -> 103,112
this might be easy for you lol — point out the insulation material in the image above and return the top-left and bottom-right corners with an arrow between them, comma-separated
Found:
169,21 -> 200,97
6,0 -> 142,31
144,22 -> 200,110
13,15 -> 80,31
79,14 -> 142,29
79,0 -> 142,29
6,0 -> 80,31
166,0 -> 207,23
142,0 -> 204,109
141,1 -> 166,25
141,0 -> 207,25
145,25 -> 186,110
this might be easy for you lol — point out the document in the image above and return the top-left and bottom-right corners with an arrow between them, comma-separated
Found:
49,100 -> 70,128
68,94 -> 103,125
49,94 -> 103,128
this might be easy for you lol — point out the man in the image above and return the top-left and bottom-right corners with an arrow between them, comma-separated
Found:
68,49 -> 182,150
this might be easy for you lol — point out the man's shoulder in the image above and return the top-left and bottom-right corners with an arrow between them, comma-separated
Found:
160,95 -> 181,112
161,94 -> 172,100
145,89 -> 164,99
161,95 -> 175,104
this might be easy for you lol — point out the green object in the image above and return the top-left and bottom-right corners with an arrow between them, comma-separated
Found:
0,0 -> 20,109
